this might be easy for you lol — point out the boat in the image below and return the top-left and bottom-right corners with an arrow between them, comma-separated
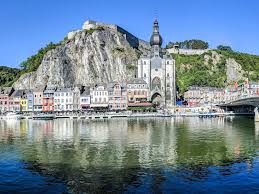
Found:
33,113 -> 55,120
3,112 -> 23,120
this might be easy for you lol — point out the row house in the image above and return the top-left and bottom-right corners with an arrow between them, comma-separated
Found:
43,88 -> 56,112
20,90 -> 28,112
9,90 -> 22,112
73,86 -> 81,111
0,87 -> 15,113
90,84 -> 109,111
184,86 -> 224,106
107,82 -> 127,111
33,86 -> 45,112
127,78 -> 152,108
80,86 -> 91,110
54,88 -> 74,112
54,87 -> 81,112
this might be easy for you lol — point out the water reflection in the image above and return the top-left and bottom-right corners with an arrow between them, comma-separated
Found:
0,117 -> 258,193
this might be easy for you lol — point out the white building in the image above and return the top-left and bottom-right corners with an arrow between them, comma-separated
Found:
137,19 -> 176,108
54,88 -> 74,112
90,84 -> 109,111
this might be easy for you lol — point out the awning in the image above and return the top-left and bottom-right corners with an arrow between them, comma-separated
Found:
128,102 -> 153,107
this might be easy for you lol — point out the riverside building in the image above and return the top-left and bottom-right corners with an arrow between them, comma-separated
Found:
80,86 -> 91,110
137,19 -> 176,108
33,86 -> 45,112
43,88 -> 56,112
127,78 -> 152,109
54,88 -> 74,112
107,82 -> 127,111
90,84 -> 109,111
0,87 -> 14,113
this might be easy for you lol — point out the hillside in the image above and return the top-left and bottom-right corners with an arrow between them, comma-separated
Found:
0,66 -> 21,87
0,21 -> 258,93
13,21 -> 149,89
174,50 -> 259,94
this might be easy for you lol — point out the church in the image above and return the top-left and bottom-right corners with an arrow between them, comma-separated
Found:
137,19 -> 176,108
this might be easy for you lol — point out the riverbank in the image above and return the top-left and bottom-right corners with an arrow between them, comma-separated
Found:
0,111 -> 255,120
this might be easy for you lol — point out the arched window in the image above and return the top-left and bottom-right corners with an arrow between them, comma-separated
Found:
151,77 -> 161,90
144,73 -> 146,78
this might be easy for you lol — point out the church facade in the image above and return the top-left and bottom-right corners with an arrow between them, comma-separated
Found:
137,20 -> 176,108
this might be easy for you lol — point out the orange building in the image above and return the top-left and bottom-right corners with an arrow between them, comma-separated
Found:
43,88 -> 56,112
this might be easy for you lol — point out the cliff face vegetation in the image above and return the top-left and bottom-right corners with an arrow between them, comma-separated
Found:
0,66 -> 21,87
174,50 -> 259,94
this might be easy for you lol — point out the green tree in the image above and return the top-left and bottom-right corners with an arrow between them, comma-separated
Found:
166,39 -> 209,50
217,45 -> 233,52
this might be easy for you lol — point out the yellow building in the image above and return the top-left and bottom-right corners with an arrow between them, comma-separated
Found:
20,98 -> 28,112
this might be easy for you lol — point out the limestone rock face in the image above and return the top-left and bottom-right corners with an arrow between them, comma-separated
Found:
226,58 -> 245,82
14,22 -> 150,89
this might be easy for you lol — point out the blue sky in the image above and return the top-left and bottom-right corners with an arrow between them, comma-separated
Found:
1,0 -> 259,68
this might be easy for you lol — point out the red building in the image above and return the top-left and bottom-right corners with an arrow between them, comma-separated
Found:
43,88 -> 56,112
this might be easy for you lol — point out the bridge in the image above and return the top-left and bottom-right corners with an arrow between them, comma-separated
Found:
218,96 -> 259,107
217,95 -> 259,115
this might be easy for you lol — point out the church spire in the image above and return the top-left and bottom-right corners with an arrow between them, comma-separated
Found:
150,19 -> 163,47
150,19 -> 163,57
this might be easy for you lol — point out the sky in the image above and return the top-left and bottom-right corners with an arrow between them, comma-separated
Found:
0,0 -> 259,68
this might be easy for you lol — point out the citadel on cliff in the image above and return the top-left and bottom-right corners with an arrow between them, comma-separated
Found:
0,19 -> 177,113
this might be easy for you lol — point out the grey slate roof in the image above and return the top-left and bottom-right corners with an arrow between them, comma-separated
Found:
81,86 -> 91,96
55,87 -> 73,93
0,87 -> 14,96
11,90 -> 26,98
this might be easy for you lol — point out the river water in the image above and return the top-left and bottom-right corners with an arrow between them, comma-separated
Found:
0,117 -> 259,193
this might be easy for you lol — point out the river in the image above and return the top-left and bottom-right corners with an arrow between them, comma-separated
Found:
0,117 -> 259,193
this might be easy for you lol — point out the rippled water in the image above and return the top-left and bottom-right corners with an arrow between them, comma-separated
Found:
0,117 -> 259,193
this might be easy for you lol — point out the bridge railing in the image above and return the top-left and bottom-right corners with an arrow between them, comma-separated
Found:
217,93 -> 259,105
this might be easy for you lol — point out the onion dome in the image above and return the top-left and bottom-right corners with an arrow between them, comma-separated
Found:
150,19 -> 163,47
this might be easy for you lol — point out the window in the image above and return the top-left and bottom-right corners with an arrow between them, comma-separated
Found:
167,61 -> 170,65
144,73 -> 146,78
167,73 -> 170,77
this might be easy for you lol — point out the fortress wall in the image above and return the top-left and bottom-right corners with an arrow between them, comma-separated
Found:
167,48 -> 211,55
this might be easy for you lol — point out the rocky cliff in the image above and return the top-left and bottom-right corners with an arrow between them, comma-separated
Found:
14,21 -> 150,89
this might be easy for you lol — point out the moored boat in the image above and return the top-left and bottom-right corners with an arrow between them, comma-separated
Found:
2,112 -> 23,120
32,113 -> 55,120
